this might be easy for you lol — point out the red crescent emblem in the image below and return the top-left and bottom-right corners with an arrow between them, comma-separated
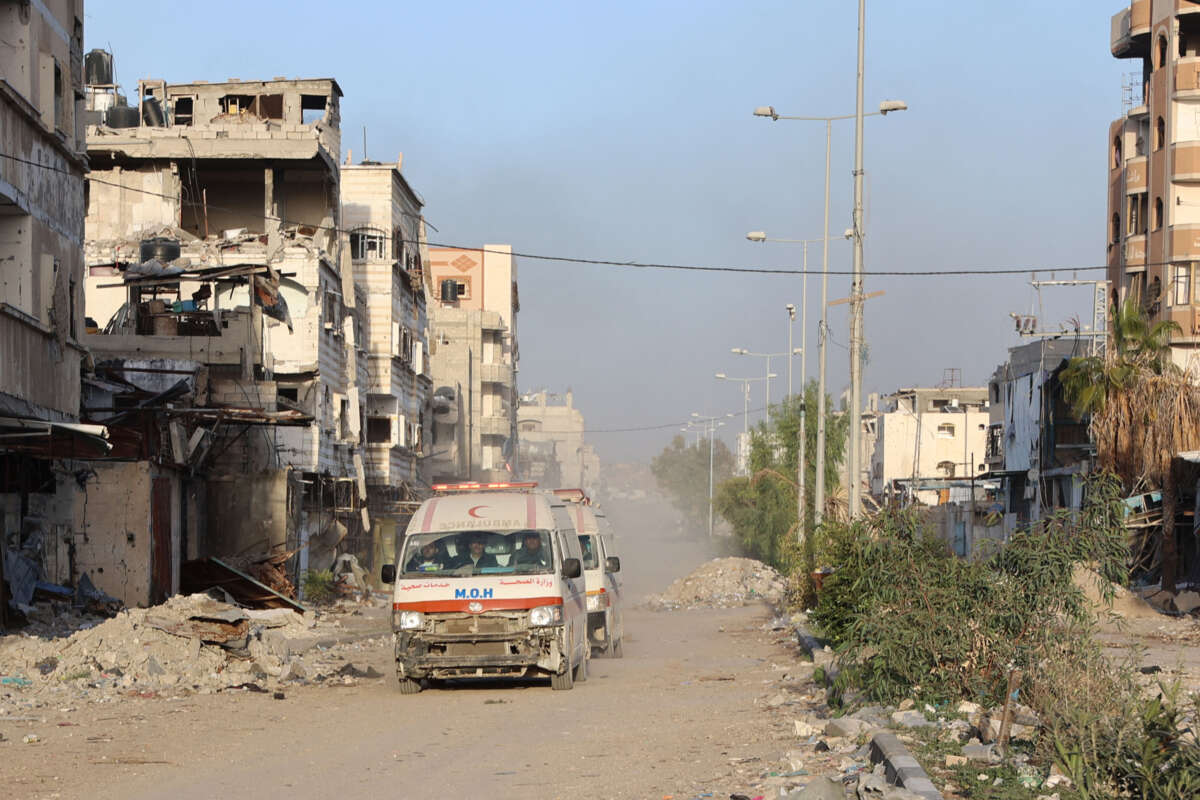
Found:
467,505 -> 488,518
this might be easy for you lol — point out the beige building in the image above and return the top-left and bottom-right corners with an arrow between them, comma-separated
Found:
1108,1 -> 1200,368
0,0 -> 87,422
869,387 -> 989,504
80,72 -> 373,595
341,159 -> 432,491
517,390 -> 600,492
425,246 -> 519,482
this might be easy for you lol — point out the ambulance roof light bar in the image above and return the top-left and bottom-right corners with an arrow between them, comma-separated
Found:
431,481 -> 539,492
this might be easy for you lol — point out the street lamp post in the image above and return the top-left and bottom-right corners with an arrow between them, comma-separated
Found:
691,412 -> 728,538
715,373 -> 774,476
753,97 -> 906,523
730,349 -> 794,418
748,233 -> 839,538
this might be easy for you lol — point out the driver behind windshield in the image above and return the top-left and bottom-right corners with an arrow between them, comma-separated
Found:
513,531 -> 551,569
450,532 -> 499,570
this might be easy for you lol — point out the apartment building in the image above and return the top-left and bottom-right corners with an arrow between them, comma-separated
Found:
0,0 -> 87,422
340,158 -> 432,491
81,73 -> 370,587
517,389 -> 600,492
869,386 -> 989,505
1108,1 -> 1200,368
426,245 -> 519,482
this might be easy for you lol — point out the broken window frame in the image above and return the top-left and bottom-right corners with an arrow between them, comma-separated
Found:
349,227 -> 388,262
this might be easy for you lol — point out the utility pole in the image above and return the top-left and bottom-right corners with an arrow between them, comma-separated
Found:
847,0 -> 867,520
708,421 -> 715,539
815,119 -> 832,526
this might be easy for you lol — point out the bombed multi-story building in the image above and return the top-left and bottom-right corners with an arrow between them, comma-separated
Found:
80,72 -> 374,597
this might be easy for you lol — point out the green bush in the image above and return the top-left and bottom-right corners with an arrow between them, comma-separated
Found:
811,473 -> 1127,706
301,569 -> 336,604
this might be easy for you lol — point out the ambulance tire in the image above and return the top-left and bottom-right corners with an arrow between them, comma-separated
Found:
574,652 -> 588,683
551,662 -> 574,691
397,677 -> 422,694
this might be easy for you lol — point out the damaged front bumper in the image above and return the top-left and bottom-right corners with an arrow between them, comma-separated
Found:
394,613 -> 568,680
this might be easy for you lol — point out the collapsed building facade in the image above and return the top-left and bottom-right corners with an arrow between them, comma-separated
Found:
75,71 -> 416,602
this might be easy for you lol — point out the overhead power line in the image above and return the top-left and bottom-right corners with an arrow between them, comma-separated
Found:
3,149 -> 1115,278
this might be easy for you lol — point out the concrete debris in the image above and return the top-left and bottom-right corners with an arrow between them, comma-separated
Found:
642,557 -> 787,610
825,716 -> 874,738
0,592 -> 386,706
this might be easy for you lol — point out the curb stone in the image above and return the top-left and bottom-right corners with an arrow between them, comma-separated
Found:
869,732 -> 944,800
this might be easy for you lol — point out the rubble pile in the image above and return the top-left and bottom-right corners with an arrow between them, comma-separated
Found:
644,557 -> 787,610
0,593 -> 386,703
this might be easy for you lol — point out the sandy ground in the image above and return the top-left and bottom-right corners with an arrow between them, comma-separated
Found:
3,490 -> 824,799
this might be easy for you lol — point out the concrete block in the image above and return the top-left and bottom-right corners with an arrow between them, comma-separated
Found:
869,732 -> 945,800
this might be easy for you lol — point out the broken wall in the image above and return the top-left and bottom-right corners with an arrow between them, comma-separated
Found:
205,470 -> 289,559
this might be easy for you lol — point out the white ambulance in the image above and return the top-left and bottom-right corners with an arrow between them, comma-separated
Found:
380,482 -> 590,693
552,490 -> 625,658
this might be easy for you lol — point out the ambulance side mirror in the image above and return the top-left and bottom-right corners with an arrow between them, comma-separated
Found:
605,556 -> 621,573
380,564 -> 396,584
561,557 -> 582,580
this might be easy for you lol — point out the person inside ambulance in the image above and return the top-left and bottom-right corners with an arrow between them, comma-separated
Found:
513,530 -> 551,570
405,540 -> 447,573
451,532 -> 499,571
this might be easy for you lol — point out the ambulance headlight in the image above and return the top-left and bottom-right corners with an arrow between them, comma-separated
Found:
529,605 -> 563,627
396,610 -> 424,630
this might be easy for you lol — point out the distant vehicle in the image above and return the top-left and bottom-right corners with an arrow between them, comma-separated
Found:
553,489 -> 624,658
380,482 -> 590,693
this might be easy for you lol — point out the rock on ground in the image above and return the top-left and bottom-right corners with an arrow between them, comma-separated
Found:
642,557 -> 787,610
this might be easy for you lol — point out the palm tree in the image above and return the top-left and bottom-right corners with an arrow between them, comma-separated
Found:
1060,295 -> 1180,418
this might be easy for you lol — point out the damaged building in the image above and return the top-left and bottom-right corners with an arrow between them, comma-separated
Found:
0,1 -> 101,626
340,156 -> 433,567
78,71 -> 376,602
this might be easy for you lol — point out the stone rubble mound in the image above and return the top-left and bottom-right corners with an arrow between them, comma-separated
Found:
0,593 -> 382,702
644,557 -> 786,610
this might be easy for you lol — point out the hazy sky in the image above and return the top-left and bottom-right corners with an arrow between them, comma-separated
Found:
88,0 -> 1126,463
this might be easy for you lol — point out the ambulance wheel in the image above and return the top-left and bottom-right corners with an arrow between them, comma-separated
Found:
551,663 -> 574,691
397,677 -> 422,694
574,653 -> 588,683
611,637 -> 624,659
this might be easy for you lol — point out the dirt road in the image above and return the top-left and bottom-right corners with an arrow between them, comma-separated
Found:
4,490 -> 826,799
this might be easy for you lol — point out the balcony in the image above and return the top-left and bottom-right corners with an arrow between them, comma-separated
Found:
1177,58 -> 1200,98
1111,1 -> 1150,57
1126,155 -> 1148,192
1172,224 -> 1200,258
480,310 -> 506,332
479,414 -> 510,437
1174,142 -> 1200,180
479,362 -> 512,385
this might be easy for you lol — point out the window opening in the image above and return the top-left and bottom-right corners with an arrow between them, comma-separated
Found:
367,417 -> 391,444
1156,116 -> 1166,150
1112,213 -> 1121,245
1113,135 -> 1122,169
1155,196 -> 1164,230
301,95 -> 326,125
936,422 -> 956,438
173,96 -> 193,126
1159,33 -> 1169,69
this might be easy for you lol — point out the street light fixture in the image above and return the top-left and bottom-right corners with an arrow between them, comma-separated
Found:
752,96 -> 907,523
730,349 -> 790,409
714,372 -> 775,435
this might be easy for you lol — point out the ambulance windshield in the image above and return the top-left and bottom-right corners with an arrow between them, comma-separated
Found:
578,535 -> 600,569
400,530 -> 555,576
